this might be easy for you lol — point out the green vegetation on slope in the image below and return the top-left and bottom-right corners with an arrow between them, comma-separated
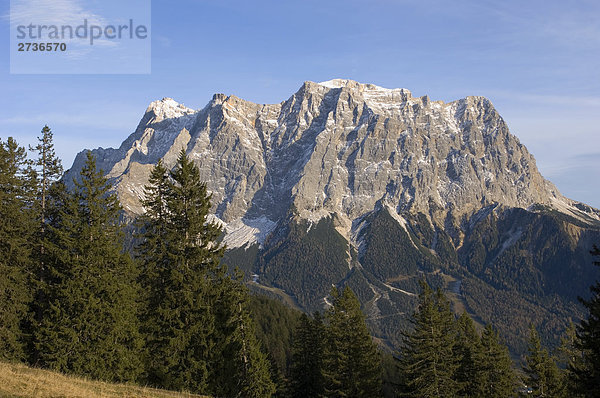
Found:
360,208 -> 436,280
248,294 -> 302,383
260,216 -> 350,312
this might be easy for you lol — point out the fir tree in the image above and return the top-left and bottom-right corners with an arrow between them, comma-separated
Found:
400,281 -> 458,398
522,324 -> 564,397
28,125 -> 63,362
268,354 -> 289,398
213,270 -> 275,398
558,321 -> 585,397
136,159 -> 170,352
36,151 -> 142,382
454,312 -> 485,397
382,352 -> 404,398
290,312 -> 325,397
571,245 -> 600,397
479,324 -> 516,398
140,151 -> 222,392
322,286 -> 382,398
558,321 -> 579,367
29,125 -> 63,238
0,137 -> 35,361
139,150 -> 273,395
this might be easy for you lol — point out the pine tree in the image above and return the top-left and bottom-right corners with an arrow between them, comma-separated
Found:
139,150 -> 273,395
213,270 -> 275,398
454,312 -> 485,397
290,312 -> 325,397
139,152 -> 219,392
137,159 -> 170,349
571,246 -> 600,397
479,324 -> 516,398
137,159 -> 169,265
28,125 -> 63,363
522,324 -> 565,397
36,151 -> 142,382
382,352 -> 404,398
400,281 -> 458,398
322,286 -> 382,398
29,125 -> 63,239
267,353 -> 289,398
0,137 -> 35,361
558,321 -> 585,397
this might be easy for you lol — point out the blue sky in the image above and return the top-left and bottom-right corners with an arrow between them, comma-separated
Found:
1,0 -> 599,207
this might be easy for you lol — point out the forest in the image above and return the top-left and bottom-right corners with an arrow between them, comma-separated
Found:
1,128 -> 600,397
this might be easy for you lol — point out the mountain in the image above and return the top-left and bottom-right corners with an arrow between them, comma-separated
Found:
65,79 -> 600,354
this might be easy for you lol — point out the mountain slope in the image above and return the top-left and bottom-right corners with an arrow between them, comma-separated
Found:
66,79 -> 600,354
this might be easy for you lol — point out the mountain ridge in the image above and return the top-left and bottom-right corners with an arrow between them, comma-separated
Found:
66,79 -> 599,249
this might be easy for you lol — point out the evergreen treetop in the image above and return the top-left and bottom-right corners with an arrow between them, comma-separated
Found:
522,324 -> 564,398
400,281 -> 458,398
479,324 -> 516,398
29,125 -> 63,223
290,312 -> 325,398
323,286 -> 382,398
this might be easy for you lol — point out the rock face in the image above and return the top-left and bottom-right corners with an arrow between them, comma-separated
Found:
66,79 -> 600,354
65,79 -> 598,247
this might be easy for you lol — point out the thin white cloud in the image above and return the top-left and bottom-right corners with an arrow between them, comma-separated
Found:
10,0 -> 120,53
10,0 -> 105,28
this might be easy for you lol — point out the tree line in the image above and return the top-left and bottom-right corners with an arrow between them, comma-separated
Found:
1,128 -> 600,397
0,129 -> 274,396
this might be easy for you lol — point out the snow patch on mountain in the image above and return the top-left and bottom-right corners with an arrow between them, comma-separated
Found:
222,216 -> 277,249
549,197 -> 600,224
146,97 -> 196,122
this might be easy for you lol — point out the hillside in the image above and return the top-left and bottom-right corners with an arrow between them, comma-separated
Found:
0,361 -> 207,398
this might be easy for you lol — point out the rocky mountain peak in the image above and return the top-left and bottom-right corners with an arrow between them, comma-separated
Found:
65,79 -> 600,248
144,97 -> 195,123
316,78 -> 411,95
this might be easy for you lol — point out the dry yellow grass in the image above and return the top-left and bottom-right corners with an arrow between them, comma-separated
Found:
0,361 -> 208,398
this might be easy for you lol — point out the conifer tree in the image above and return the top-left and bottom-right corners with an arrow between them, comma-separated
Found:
140,151 -> 222,392
139,150 -> 274,396
213,271 -> 275,398
28,125 -> 63,362
137,159 -> 170,336
290,312 -> 325,397
454,312 -> 485,397
268,354 -> 289,398
479,324 -> 516,398
0,137 -> 35,361
522,324 -> 564,397
558,321 -> 585,397
36,151 -> 142,382
29,125 -> 63,238
138,159 -> 169,258
322,286 -> 382,398
571,246 -> 600,397
400,281 -> 458,397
